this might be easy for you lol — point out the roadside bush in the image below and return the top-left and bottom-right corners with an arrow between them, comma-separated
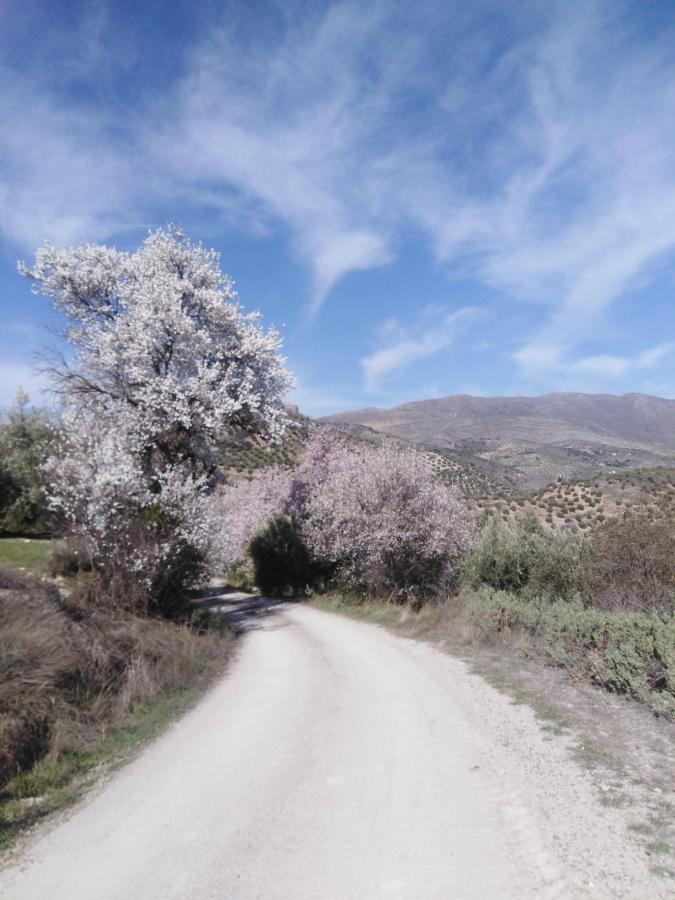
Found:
249,513 -> 315,596
224,559 -> 256,592
463,517 -> 591,602
148,538 -> 208,619
466,588 -> 675,719
48,536 -> 93,578
63,527 -> 208,620
526,529 -> 591,600
462,518 -> 532,591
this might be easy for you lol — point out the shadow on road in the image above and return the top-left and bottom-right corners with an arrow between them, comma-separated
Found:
192,585 -> 288,633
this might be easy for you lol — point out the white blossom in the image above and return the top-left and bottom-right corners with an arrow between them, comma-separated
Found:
23,226 -> 294,593
212,467 -> 292,571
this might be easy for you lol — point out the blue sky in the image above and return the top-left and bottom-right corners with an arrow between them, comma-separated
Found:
2,0 -> 675,415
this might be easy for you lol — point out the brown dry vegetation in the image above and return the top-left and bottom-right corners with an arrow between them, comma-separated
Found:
0,570 -> 235,847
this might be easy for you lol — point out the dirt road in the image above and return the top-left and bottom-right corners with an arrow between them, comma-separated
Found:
0,597 -> 667,899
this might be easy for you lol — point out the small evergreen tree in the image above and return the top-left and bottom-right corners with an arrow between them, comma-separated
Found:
0,390 -> 56,534
249,513 -> 313,596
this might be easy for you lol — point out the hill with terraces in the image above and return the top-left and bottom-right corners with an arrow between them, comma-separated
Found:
218,397 -> 675,533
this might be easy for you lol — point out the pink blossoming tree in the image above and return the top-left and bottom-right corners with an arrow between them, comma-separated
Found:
212,428 -> 473,603
301,440 -> 473,603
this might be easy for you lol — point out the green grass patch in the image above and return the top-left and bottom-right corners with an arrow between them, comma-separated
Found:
0,538 -> 57,575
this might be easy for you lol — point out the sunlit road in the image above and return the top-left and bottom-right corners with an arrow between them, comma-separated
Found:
0,596 -> 660,899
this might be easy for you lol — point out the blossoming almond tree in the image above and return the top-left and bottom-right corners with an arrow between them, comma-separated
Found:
214,466 -> 293,572
211,428 -> 473,602
302,441 -> 473,603
211,427 -> 346,572
21,226 -> 293,610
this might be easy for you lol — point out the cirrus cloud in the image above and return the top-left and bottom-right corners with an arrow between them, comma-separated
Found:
2,0 -> 675,394
362,306 -> 484,393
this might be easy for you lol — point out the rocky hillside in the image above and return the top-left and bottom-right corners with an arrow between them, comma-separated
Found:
323,393 -> 675,489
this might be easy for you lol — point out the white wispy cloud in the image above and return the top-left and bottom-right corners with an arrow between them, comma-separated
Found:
150,5 -> 406,310
2,0 -> 675,364
0,71 -> 145,247
571,344 -> 675,379
362,306 -> 483,392
514,341 -> 675,386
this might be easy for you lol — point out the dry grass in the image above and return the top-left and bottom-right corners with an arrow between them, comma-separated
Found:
0,570 -> 235,847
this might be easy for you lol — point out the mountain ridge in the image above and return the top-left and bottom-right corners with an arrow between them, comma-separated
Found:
322,392 -> 675,489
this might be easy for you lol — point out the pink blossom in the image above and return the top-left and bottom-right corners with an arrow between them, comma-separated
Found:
302,441 -> 473,601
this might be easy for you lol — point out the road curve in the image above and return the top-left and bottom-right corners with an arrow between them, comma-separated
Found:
0,597 -> 663,899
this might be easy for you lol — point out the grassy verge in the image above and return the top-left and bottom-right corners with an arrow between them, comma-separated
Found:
311,592 -> 404,627
0,538 -> 57,575
464,589 -> 675,719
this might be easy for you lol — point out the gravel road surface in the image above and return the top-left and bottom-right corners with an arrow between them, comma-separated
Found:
0,596 -> 667,899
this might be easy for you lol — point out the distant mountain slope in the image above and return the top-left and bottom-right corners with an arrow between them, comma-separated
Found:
322,393 -> 675,489
324,393 -> 675,449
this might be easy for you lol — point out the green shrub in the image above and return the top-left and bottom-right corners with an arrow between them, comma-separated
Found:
225,559 -> 256,592
462,511 -> 675,615
525,529 -> 591,601
462,519 -> 532,591
150,541 -> 207,618
0,393 -> 56,535
248,513 -> 314,597
463,517 -> 590,601
466,589 -> 675,718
